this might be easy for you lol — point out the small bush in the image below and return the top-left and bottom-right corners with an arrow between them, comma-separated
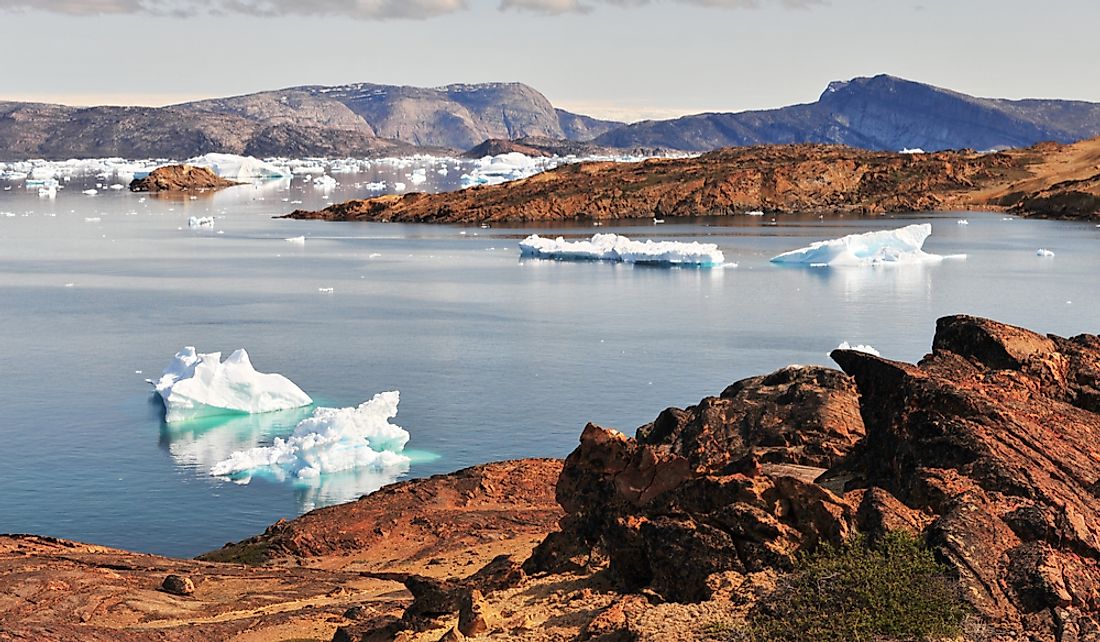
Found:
733,531 -> 968,642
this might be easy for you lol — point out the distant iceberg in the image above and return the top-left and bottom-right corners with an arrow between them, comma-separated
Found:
769,224 -> 962,267
188,216 -> 214,229
836,341 -> 881,357
1036,248 -> 1055,257
209,391 -> 410,482
186,153 -> 291,181
519,233 -> 727,267
150,347 -> 313,423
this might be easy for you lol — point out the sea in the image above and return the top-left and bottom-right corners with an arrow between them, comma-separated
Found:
1,158 -> 1097,557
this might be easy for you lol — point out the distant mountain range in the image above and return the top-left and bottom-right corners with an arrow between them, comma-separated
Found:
2,75 -> 1100,160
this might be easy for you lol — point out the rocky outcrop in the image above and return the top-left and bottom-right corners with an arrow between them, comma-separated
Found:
527,365 -> 864,602
128,165 -> 238,192
289,135 -> 1100,223
529,315 -> 1100,640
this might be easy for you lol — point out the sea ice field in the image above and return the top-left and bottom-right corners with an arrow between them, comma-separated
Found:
1,157 -> 1098,558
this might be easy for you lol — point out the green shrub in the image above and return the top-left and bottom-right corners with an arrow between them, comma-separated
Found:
733,531 -> 968,642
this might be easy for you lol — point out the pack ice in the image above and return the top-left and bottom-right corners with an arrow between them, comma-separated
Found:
519,233 -> 726,267
769,224 -> 960,266
151,347 -> 313,423
209,391 -> 410,482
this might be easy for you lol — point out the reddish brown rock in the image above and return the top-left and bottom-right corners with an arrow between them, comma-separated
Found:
129,165 -> 238,192
827,315 -> 1100,638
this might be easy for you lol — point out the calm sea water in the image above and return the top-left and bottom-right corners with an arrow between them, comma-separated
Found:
1,166 -> 1097,558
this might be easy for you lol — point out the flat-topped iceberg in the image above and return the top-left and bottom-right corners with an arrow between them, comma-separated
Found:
209,391 -> 410,482
185,153 -> 291,180
769,223 -> 961,266
519,233 -> 726,267
151,347 -> 313,423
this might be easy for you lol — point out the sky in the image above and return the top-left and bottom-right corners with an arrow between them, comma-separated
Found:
1,0 -> 1098,122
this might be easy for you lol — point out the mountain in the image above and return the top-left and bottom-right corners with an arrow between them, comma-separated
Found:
0,82 -> 621,160
594,75 -> 1100,152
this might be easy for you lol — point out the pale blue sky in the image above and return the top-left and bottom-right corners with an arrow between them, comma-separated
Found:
1,0 -> 1097,121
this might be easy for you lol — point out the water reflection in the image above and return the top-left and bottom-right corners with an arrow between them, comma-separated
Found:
158,406 -> 314,473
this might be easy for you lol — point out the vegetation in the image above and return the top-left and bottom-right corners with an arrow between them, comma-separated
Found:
730,531 -> 969,642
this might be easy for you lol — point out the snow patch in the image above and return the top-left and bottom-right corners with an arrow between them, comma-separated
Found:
150,347 -> 313,423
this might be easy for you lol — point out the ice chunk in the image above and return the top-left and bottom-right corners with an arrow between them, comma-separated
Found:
82,189 -> 98,196
186,153 -> 291,180
312,174 -> 337,189
957,219 -> 969,225
519,233 -> 726,267
188,216 -> 214,228
1036,248 -> 1055,257
769,224 -> 961,266
150,347 -> 313,423
209,391 -> 410,482
836,341 -> 881,357
284,235 -> 306,245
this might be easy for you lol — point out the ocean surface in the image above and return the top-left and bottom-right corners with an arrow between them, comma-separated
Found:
2,163 -> 1098,558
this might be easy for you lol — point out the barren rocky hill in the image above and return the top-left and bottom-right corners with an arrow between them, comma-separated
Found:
286,136 -> 1100,224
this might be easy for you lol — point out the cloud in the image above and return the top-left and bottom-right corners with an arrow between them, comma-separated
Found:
0,0 -> 469,19
0,0 -> 818,18
502,0 -> 823,13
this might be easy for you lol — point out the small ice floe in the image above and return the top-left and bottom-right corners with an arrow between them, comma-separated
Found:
188,216 -> 215,229
284,235 -> 306,245
149,347 -> 313,423
84,216 -> 101,223
900,148 -> 926,154
64,282 -> 74,288
653,218 -> 665,224
313,174 -> 337,189
209,391 -> 410,482
835,341 -> 881,357
368,253 -> 382,258
957,219 -> 969,225
519,233 -> 725,267
109,184 -> 124,190
318,287 -> 334,294
770,224 -> 963,267
82,189 -> 98,196
393,182 -> 407,191
747,210 -> 765,217
1036,248 -> 1055,257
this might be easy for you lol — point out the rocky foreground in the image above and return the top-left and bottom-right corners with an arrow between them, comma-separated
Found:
3,315 -> 1100,641
286,136 -> 1100,224
129,165 -> 239,193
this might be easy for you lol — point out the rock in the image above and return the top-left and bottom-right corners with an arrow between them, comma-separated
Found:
160,574 -> 194,596
458,589 -> 495,636
129,165 -> 238,192
580,595 -> 642,642
826,315 -> 1100,637
332,616 -> 404,642
437,625 -> 465,642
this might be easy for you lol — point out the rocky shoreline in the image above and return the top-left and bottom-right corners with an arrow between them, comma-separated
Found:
4,315 -> 1100,641
284,137 -> 1100,224
129,165 -> 239,193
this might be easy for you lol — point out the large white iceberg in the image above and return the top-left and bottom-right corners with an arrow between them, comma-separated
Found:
151,347 -> 313,423
519,233 -> 726,267
209,391 -> 410,482
769,224 -> 961,266
185,153 -> 291,180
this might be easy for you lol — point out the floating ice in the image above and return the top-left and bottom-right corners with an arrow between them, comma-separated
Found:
284,235 -> 306,245
836,341 -> 881,357
769,224 -> 961,267
186,153 -> 291,180
519,233 -> 726,267
82,189 -> 98,196
188,216 -> 214,228
900,148 -> 926,154
1036,248 -> 1055,257
150,347 -> 313,423
312,174 -> 337,189
957,219 -> 969,225
209,391 -> 410,482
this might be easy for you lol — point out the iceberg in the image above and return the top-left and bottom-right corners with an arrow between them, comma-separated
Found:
1036,248 -> 1055,257
186,153 -> 291,180
150,347 -> 313,423
188,216 -> 214,228
836,341 -> 881,357
209,391 -> 410,482
769,224 -> 961,267
519,233 -> 726,267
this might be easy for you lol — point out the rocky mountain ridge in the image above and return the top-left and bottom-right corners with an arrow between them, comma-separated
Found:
5,75 -> 1100,160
